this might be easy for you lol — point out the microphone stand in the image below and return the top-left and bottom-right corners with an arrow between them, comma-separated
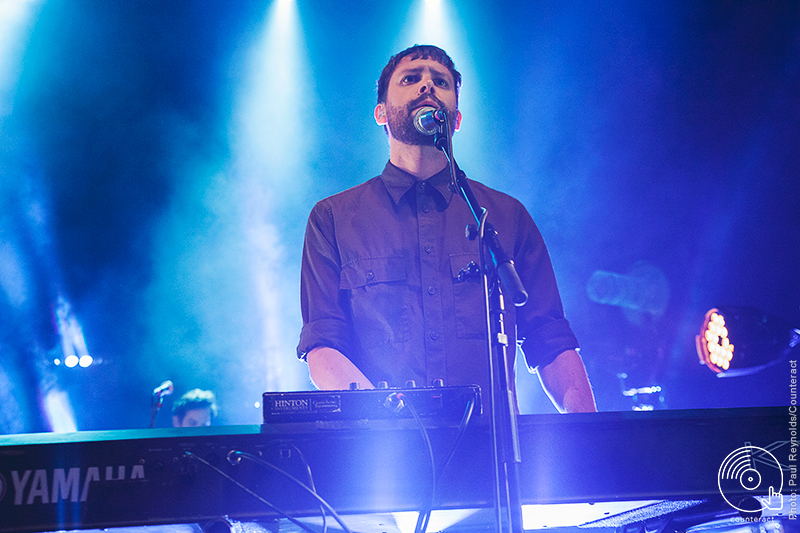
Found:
149,384 -> 172,429
434,119 -> 526,533
149,394 -> 163,429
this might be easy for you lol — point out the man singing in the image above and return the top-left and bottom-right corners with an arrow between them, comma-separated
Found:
297,45 -> 595,413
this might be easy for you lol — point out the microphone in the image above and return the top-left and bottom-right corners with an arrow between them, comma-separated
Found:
413,106 -> 446,135
153,380 -> 174,398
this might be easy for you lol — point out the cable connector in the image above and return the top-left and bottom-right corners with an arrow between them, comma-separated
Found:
384,392 -> 406,414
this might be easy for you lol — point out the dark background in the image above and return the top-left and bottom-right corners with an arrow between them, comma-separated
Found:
0,0 -> 797,432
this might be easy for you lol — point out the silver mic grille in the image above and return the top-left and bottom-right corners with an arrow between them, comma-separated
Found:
413,106 -> 439,135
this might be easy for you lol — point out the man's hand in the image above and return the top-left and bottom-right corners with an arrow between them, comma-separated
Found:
307,346 -> 375,390
537,349 -> 596,413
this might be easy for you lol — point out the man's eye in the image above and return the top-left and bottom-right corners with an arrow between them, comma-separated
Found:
435,79 -> 449,87
402,75 -> 420,83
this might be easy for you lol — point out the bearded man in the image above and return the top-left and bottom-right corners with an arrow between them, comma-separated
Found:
296,45 -> 595,413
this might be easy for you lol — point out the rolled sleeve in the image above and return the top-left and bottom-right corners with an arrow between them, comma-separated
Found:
512,204 -> 579,370
298,318 -> 352,361
519,318 -> 579,370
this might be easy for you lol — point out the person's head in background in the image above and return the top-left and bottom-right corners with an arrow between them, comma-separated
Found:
172,389 -> 218,427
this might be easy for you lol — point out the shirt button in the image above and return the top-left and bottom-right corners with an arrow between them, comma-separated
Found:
424,245 -> 433,254
427,286 -> 435,295
365,270 -> 375,281
430,332 -> 439,340
422,206 -> 430,213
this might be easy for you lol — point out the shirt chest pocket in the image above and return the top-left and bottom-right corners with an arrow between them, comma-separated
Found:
340,256 -> 411,345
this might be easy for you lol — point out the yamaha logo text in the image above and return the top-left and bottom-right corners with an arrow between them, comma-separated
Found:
0,465 -> 145,505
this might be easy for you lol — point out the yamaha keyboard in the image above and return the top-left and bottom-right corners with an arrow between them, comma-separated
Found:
0,406 -> 788,532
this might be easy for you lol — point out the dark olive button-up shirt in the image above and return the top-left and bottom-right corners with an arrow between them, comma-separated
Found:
298,161 -> 578,397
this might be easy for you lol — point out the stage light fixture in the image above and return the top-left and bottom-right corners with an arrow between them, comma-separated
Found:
696,306 -> 799,377
64,354 -> 79,368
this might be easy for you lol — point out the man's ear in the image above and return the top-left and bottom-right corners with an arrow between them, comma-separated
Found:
374,103 -> 387,125
454,110 -> 463,132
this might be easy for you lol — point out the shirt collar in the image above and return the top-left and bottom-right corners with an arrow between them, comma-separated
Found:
380,161 -> 456,207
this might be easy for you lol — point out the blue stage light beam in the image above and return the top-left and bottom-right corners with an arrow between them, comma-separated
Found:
55,295 -> 91,368
234,0 -> 315,180
410,0 -> 452,44
0,356 -> 26,434
229,0 -> 316,393
0,0 -> 47,316
142,0 -> 315,424
0,0 -> 43,117
43,388 -> 77,433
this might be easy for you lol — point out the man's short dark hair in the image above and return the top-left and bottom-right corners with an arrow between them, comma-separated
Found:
377,44 -> 462,104
172,389 -> 218,421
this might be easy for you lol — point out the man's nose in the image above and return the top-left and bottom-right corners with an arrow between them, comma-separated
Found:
419,78 -> 435,94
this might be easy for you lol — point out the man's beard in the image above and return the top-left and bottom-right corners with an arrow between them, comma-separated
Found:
385,96 -> 456,146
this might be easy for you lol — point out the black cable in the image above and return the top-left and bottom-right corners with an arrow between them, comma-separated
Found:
184,451 -> 318,533
263,441 -> 328,533
438,397 -> 476,479
412,396 -> 477,533
231,450 -> 354,533
395,393 -> 434,533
